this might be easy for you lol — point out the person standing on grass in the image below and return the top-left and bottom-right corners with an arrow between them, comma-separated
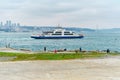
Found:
44,47 -> 46,52
79,47 -> 82,52
107,49 -> 110,53
54,49 -> 57,54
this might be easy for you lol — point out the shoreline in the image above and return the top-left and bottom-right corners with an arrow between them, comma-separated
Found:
0,47 -> 118,54
0,47 -> 33,53
0,48 -> 118,61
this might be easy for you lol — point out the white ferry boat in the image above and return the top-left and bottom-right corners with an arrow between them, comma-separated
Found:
31,28 -> 84,39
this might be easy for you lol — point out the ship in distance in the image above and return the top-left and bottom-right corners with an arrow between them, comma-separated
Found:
31,28 -> 84,39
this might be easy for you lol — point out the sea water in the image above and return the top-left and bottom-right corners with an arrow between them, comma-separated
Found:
0,30 -> 120,52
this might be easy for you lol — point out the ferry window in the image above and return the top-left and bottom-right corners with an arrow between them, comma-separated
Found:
64,33 -> 73,35
64,32 -> 70,33
55,32 -> 62,34
52,34 -> 62,35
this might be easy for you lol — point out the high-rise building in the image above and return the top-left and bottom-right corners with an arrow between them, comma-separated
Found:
6,20 -> 11,27
0,22 -> 3,27
17,23 -> 20,27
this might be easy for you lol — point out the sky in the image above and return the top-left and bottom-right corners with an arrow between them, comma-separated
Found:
0,0 -> 120,29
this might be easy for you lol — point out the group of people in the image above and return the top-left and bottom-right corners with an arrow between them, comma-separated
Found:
43,47 -> 110,53
44,47 -> 57,53
43,47 -> 82,52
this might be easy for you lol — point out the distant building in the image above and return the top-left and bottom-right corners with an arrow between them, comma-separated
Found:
0,22 -> 3,27
0,20 -> 22,32
17,23 -> 20,27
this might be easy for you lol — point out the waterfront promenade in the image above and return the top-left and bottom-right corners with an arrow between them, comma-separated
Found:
0,47 -> 119,80
0,57 -> 120,80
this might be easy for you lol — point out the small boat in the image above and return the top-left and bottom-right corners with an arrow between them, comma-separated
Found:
31,28 -> 84,39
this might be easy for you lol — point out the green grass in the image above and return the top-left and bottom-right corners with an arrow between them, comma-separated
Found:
0,52 -> 119,61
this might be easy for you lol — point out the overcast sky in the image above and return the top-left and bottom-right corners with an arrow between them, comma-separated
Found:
0,0 -> 120,29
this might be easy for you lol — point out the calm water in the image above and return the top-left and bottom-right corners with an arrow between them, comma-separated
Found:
0,30 -> 120,52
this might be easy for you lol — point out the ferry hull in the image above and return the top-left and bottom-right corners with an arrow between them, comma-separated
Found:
31,36 -> 84,39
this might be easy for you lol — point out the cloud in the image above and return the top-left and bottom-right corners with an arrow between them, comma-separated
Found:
20,0 -> 79,17
0,0 -> 120,28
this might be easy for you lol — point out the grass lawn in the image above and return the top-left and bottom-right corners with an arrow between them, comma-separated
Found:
0,51 -> 119,61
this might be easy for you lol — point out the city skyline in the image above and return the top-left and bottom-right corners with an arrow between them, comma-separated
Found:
0,20 -> 20,27
0,0 -> 120,29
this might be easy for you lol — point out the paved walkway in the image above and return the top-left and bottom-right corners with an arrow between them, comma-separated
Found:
0,57 -> 120,80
